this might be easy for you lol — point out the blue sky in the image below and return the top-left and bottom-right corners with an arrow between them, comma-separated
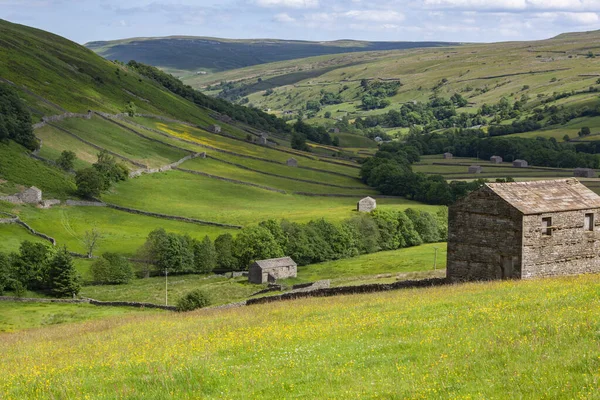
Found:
3,0 -> 600,44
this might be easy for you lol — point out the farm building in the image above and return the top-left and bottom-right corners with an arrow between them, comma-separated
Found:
286,158 -> 298,167
248,257 -> 297,284
490,155 -> 503,164
0,186 -> 42,204
329,127 -> 340,134
357,196 -> 377,212
468,165 -> 482,174
443,152 -> 453,159
208,124 -> 222,134
574,168 -> 596,178
447,179 -> 600,281
513,159 -> 528,168
258,134 -> 268,145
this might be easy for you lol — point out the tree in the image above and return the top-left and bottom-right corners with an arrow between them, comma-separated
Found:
176,289 -> 211,312
563,134 -> 570,142
16,241 -> 52,290
91,253 -> 134,284
141,228 -> 194,274
404,208 -> 441,243
0,253 -> 10,295
214,234 -> 239,271
0,83 -> 38,150
193,236 -> 217,273
83,228 -> 102,258
93,150 -> 128,190
291,131 -> 310,152
47,247 -> 80,298
75,167 -> 104,198
324,111 -> 332,119
125,101 -> 137,117
56,150 -> 76,171
332,136 -> 340,147
579,127 -> 591,137
343,214 -> 380,254
233,226 -> 284,268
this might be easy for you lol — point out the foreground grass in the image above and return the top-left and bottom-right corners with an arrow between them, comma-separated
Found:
1,274 -> 599,398
0,302 -> 159,333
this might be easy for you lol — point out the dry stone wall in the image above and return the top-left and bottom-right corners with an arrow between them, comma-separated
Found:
175,168 -> 286,194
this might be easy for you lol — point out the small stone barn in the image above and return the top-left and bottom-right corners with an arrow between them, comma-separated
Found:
443,152 -> 453,159
490,155 -> 503,164
357,196 -> 377,212
209,124 -> 222,134
258,134 -> 268,145
329,127 -> 340,134
574,168 -> 596,178
468,165 -> 482,174
513,159 -> 528,168
248,257 -> 297,284
286,158 -> 298,167
19,187 -> 42,204
447,179 -> 600,281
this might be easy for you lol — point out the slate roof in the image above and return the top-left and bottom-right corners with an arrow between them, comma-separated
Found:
253,257 -> 297,269
358,196 -> 376,203
486,179 -> 600,215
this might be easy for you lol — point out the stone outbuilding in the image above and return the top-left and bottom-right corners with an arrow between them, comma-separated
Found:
357,196 -> 377,212
248,257 -> 297,284
258,134 -> 268,145
329,127 -> 340,134
490,155 -> 503,164
19,187 -> 42,204
286,158 -> 298,167
574,168 -> 596,178
468,165 -> 482,174
513,159 -> 528,168
209,124 -> 222,134
443,152 -> 453,159
447,179 -> 600,282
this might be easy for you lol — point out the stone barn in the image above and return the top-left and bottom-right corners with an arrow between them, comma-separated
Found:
209,124 -> 222,134
468,165 -> 482,174
443,152 -> 453,159
19,187 -> 42,204
357,196 -> 377,212
574,168 -> 596,178
513,159 -> 528,168
490,155 -> 503,164
248,257 -> 297,284
258,134 -> 268,145
329,127 -> 340,134
447,179 -> 600,281
286,158 -> 298,167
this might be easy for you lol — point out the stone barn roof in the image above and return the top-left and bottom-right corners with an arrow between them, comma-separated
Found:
253,257 -> 297,270
485,179 -> 600,215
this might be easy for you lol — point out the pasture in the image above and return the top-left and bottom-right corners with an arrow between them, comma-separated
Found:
1,274 -> 598,398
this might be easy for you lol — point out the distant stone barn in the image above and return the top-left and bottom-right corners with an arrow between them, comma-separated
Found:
248,257 -> 297,284
468,165 -> 482,174
574,168 -> 596,178
443,152 -> 453,159
208,124 -> 222,134
286,158 -> 298,167
490,155 -> 503,164
447,179 -> 600,281
357,196 -> 376,212
513,159 -> 528,168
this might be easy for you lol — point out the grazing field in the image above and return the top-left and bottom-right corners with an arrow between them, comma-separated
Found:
103,170 -> 436,226
0,302 -> 159,333
0,224 -> 48,253
2,274 -> 599,398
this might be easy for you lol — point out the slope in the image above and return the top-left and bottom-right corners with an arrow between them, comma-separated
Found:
86,36 -> 456,76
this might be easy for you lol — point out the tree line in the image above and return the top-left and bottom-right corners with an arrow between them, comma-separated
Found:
0,83 -> 39,151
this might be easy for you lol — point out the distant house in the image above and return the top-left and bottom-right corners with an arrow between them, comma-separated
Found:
574,168 -> 596,178
513,159 -> 528,168
329,127 -> 340,134
248,257 -> 297,284
468,165 -> 483,174
286,158 -> 298,167
443,152 -> 453,159
208,124 -> 222,134
357,196 -> 376,212
447,179 -> 600,281
490,155 -> 503,164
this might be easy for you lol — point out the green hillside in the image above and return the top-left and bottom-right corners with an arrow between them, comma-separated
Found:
86,36 -> 455,77
2,274 -> 599,398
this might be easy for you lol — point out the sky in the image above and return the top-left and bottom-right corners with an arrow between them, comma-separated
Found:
3,0 -> 600,44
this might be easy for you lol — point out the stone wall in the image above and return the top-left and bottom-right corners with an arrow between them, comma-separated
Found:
32,111 -> 93,129
521,209 -> 600,278
447,186 -> 523,281
175,168 -> 287,194
40,199 -> 61,209
130,153 -> 201,178
65,200 -> 106,207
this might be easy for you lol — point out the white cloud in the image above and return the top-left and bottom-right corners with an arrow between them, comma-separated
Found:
255,0 -> 319,8
344,10 -> 405,22
273,12 -> 296,22
422,0 -> 600,11
534,11 -> 600,24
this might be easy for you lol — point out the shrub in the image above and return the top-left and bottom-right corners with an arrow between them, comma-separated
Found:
176,289 -> 211,312
56,150 -> 76,171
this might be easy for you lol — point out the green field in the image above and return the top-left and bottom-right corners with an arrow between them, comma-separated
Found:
0,224 -> 49,253
0,302 -> 159,333
2,274 -> 599,398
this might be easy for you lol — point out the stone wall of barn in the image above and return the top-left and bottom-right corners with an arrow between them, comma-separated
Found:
447,187 -> 523,281
521,209 -> 600,278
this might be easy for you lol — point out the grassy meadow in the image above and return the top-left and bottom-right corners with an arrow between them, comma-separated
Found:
1,274 -> 599,398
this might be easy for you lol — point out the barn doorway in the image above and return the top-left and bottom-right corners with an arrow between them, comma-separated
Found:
500,256 -> 521,279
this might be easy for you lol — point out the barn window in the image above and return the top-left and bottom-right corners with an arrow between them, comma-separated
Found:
541,217 -> 552,236
585,213 -> 594,231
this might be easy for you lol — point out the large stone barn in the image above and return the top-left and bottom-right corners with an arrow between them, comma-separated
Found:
447,179 -> 600,281
248,257 -> 297,284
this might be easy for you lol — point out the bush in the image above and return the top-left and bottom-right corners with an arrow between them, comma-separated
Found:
176,289 -> 211,312
56,150 -> 76,171
91,253 -> 134,284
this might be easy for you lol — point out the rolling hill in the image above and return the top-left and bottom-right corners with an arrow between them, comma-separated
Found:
85,36 -> 456,77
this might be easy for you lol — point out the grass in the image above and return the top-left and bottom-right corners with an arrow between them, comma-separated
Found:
1,274 -> 599,398
0,224 -> 49,253
103,170 -> 438,226
0,141 -> 76,199
0,302 -> 160,332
